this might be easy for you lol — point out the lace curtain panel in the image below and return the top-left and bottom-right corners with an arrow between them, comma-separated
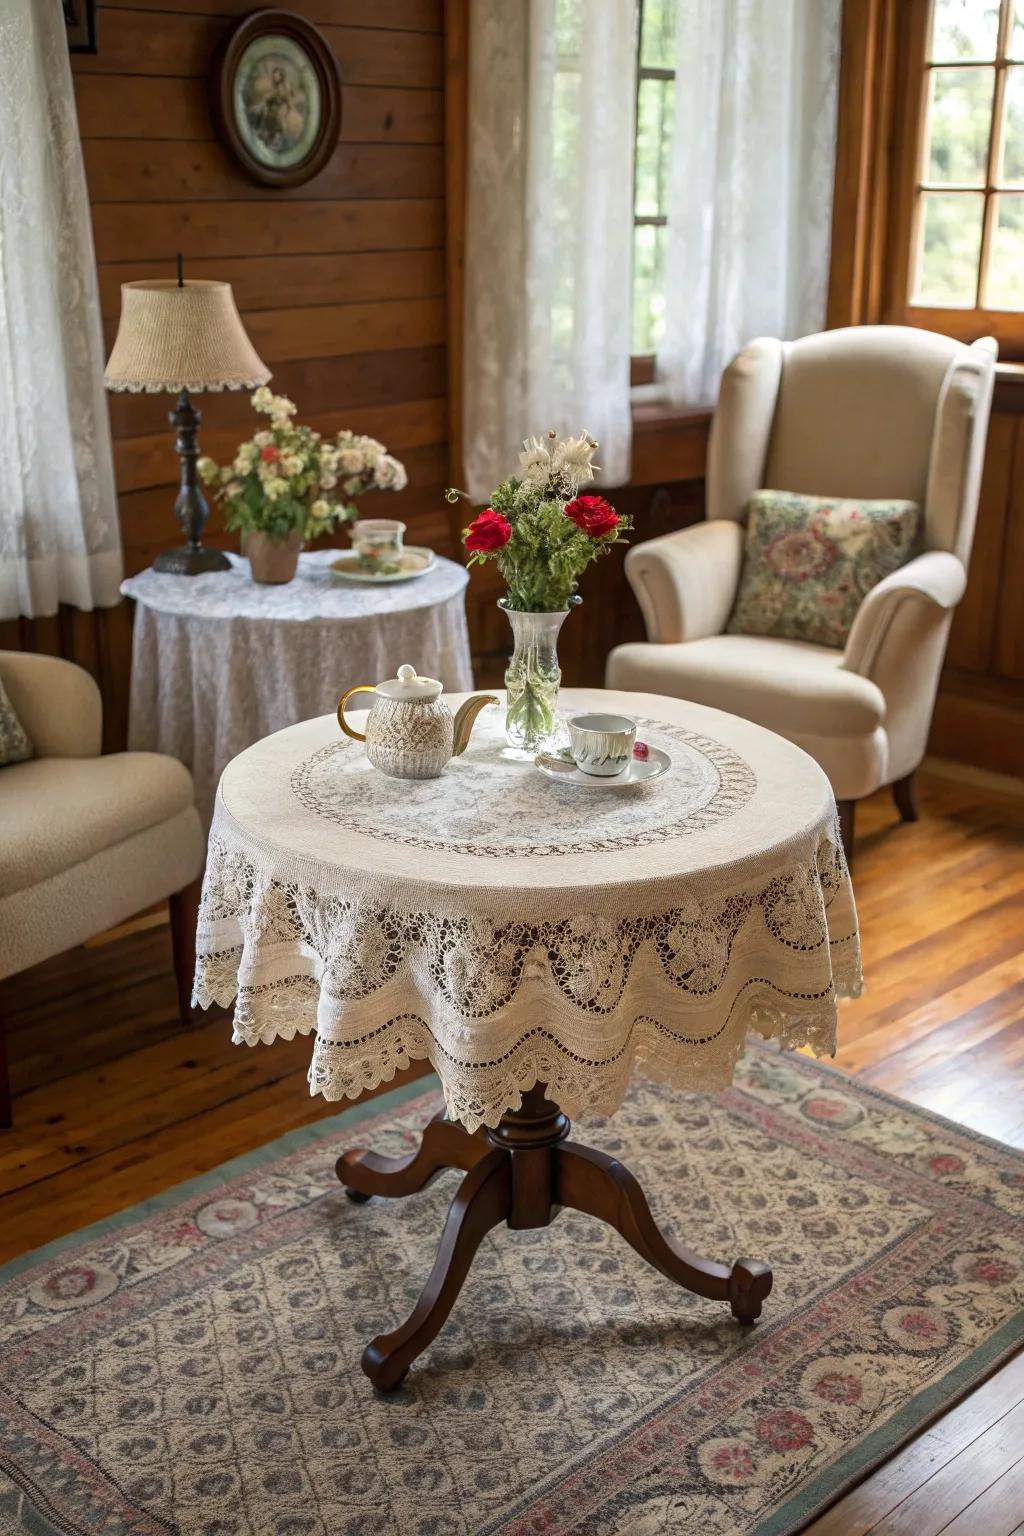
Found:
462,0 -> 637,500
659,0 -> 842,407
0,0 -> 122,620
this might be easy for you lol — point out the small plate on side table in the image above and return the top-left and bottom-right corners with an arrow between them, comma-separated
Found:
534,746 -> 671,787
329,547 -> 436,584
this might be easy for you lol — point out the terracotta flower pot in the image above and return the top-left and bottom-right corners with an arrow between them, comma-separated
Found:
246,528 -> 303,584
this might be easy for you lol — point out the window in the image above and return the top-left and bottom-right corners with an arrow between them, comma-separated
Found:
895,0 -> 1024,333
632,0 -> 676,362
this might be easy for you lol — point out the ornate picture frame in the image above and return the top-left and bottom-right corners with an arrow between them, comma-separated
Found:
213,9 -> 342,189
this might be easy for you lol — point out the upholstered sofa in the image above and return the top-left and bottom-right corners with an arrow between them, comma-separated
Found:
0,650 -> 205,1125
607,326 -> 997,855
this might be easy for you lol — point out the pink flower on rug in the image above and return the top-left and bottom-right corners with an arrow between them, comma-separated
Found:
813,1371 -> 863,1405
929,1153 -> 966,1176
968,1256 -> 1016,1284
702,1440 -> 757,1482
900,1310 -> 943,1341
757,1410 -> 814,1452
42,1265 -> 97,1301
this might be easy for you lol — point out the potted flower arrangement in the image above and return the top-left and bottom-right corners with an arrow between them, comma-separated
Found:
448,430 -> 631,750
198,387 -> 407,584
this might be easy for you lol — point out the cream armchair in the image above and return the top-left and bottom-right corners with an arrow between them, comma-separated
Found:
607,326 -> 997,857
0,651 -> 206,1126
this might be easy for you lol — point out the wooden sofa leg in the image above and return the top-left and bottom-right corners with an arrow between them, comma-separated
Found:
0,1007 -> 11,1128
892,772 -> 920,824
837,800 -> 855,868
169,878 -> 201,1027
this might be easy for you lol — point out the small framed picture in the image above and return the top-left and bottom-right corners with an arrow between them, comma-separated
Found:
213,9 -> 343,189
64,0 -> 97,53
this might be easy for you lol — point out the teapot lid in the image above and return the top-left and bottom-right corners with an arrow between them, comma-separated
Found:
376,663 -> 443,701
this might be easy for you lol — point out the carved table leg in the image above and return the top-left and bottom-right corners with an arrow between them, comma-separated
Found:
336,1108 -> 489,1202
341,1085 -> 773,1390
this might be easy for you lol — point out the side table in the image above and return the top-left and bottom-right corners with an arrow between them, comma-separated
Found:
121,549 -> 473,823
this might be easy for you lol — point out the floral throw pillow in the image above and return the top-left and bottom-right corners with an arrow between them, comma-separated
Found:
727,490 -> 921,650
0,677 -> 32,766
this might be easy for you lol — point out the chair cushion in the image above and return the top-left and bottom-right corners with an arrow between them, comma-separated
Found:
727,490 -> 920,648
607,633 -> 886,739
0,676 -> 32,766
0,751 -> 196,898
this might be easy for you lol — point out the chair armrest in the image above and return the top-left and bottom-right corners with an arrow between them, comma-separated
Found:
843,552 -> 966,677
623,519 -> 745,644
0,650 -> 103,758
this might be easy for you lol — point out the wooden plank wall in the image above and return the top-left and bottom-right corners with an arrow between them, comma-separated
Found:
0,0 -> 452,748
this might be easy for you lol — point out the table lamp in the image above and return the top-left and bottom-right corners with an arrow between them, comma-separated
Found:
104,261 -> 270,575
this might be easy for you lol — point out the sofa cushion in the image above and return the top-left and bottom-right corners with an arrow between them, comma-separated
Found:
606,633 -> 886,739
0,677 -> 32,767
0,751 -> 195,898
728,490 -> 920,649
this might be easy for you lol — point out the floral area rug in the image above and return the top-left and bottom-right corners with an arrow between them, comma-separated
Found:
1,1047 -> 1022,1536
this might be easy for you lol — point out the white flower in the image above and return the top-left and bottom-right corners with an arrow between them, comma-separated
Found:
319,445 -> 338,469
551,431 -> 597,483
234,443 -> 257,474
375,454 -> 407,491
253,430 -> 273,449
310,499 -> 330,520
226,480 -> 243,497
281,453 -> 303,477
320,471 -> 338,490
263,476 -> 287,502
269,394 -> 297,421
360,437 -> 385,468
339,447 -> 365,476
251,386 -> 273,412
519,436 -> 552,488
197,456 -> 218,484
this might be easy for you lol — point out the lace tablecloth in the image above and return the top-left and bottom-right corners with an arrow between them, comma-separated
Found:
195,689 -> 861,1130
121,550 -> 473,823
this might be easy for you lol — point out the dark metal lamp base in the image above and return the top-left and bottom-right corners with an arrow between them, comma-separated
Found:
153,546 -> 232,577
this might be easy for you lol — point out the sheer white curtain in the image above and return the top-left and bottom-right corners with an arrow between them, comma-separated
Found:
0,0 -> 122,620
462,0 -> 637,501
659,0 -> 841,408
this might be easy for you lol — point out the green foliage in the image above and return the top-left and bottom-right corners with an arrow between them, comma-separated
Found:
463,475 -> 632,613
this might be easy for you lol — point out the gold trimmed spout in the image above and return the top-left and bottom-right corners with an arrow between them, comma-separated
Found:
452,694 -> 499,756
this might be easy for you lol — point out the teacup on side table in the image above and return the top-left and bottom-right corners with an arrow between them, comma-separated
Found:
567,713 -> 637,776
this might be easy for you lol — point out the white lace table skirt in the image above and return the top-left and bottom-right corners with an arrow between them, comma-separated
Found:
122,553 -> 473,823
193,698 -> 861,1131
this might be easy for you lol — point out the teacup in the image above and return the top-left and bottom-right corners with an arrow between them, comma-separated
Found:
351,519 -> 406,570
567,713 -> 636,777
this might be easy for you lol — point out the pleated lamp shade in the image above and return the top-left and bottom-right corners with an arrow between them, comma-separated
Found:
104,279 -> 270,394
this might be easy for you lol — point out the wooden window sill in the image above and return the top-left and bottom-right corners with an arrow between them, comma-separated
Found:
630,400 -> 712,486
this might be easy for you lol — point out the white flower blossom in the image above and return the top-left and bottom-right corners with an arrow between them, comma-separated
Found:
360,437 -> 385,468
552,431 -> 597,480
320,471 -> 338,490
234,443 -> 257,474
519,436 -> 552,488
310,499 -> 330,520
263,476 -> 287,501
269,394 -> 297,421
374,454 -> 407,491
339,447 -> 366,476
251,386 -> 273,412
281,453 -> 303,477
253,430 -> 273,449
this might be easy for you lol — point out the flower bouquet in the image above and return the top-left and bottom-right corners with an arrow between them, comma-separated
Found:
448,430 -> 631,750
198,388 -> 407,584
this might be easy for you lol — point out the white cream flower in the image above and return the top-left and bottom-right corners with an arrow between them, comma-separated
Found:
269,394 -> 297,421
519,436 -> 552,488
263,476 -> 287,501
310,499 -> 330,520
197,456 -> 218,484
251,386 -> 273,412
375,454 -> 407,491
226,480 -> 243,497
281,453 -> 304,477
339,447 -> 365,476
253,430 -> 273,449
320,471 -> 338,490
360,437 -> 385,468
552,431 -> 597,482
234,443 -> 257,474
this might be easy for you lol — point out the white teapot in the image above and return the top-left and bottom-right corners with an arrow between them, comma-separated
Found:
337,664 -> 498,780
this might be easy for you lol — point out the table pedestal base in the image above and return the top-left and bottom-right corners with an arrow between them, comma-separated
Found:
336,1086 -> 772,1392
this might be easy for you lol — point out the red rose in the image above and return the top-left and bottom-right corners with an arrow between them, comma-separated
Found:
260,445 -> 279,463
464,508 -> 512,553
565,495 -> 619,539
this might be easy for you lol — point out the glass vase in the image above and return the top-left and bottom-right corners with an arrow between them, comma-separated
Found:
500,596 -> 580,752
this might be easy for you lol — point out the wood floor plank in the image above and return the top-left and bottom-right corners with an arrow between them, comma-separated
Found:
867,1399 -> 1024,1534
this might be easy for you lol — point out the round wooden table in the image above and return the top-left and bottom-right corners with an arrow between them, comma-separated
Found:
195,688 -> 860,1388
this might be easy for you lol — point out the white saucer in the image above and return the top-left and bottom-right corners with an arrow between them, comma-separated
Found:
534,746 -> 671,787
329,547 -> 436,584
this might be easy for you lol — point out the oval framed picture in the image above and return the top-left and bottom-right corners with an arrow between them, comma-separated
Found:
214,9 -> 342,188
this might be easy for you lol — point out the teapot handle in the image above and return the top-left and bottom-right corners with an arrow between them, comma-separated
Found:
337,685 -> 376,742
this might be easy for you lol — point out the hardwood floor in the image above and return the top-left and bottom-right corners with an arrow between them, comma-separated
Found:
1,763 -> 1022,1533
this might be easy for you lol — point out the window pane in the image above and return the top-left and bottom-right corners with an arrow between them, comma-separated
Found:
913,191 -> 984,305
1011,0 -> 1024,59
929,0 -> 1000,61
924,67 -> 994,184
634,76 -> 674,218
632,223 -> 667,356
985,195 -> 1024,306
555,0 -> 583,57
640,0 -> 676,70
1001,66 -> 1024,182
